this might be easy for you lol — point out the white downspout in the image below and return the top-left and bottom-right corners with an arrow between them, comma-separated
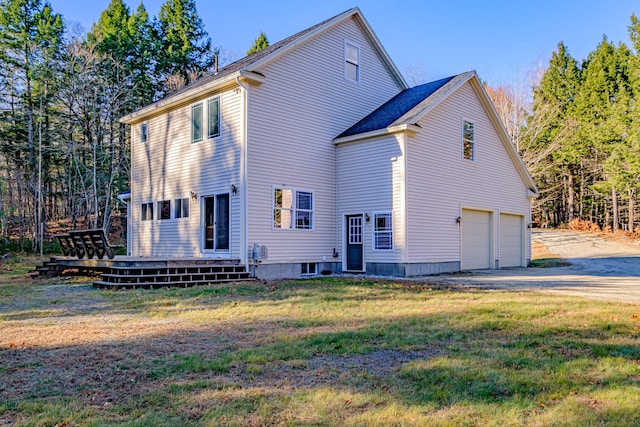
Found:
236,73 -> 250,268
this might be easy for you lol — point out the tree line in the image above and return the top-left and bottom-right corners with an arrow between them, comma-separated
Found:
0,0 -> 258,252
487,14 -> 640,234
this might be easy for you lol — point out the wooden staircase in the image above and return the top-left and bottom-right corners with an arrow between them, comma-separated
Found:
33,257 -> 253,289
93,263 -> 252,289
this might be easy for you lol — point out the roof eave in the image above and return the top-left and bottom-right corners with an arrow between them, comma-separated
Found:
333,124 -> 420,145
119,70 -> 265,124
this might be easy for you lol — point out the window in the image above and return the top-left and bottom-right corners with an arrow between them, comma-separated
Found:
463,120 -> 474,160
192,103 -> 203,143
345,41 -> 359,82
373,212 -> 393,250
174,198 -> 189,219
157,200 -> 171,220
301,262 -> 317,276
273,187 -> 313,230
141,202 -> 153,221
140,122 -> 148,143
207,97 -> 220,138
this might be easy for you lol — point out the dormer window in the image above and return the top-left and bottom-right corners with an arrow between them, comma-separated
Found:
345,41 -> 360,83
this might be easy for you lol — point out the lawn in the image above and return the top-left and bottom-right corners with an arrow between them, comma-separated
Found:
1,260 -> 640,426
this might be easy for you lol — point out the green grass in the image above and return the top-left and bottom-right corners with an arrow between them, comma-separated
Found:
2,276 -> 640,425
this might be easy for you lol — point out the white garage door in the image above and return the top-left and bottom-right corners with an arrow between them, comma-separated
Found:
461,209 -> 492,270
500,213 -> 524,267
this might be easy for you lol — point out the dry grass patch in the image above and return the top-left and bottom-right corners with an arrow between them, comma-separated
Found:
530,239 -> 572,268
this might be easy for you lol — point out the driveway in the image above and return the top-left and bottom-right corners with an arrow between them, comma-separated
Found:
434,229 -> 640,303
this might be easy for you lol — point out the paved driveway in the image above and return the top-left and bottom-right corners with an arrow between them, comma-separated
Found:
434,229 -> 640,303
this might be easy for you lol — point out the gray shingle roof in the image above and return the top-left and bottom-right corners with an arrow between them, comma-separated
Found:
337,75 -> 455,138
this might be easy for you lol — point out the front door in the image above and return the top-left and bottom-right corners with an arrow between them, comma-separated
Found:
203,193 -> 230,252
345,215 -> 363,271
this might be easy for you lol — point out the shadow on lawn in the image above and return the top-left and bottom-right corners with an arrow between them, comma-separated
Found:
1,279 -> 640,425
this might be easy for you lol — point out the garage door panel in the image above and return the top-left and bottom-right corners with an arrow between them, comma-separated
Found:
500,214 -> 523,267
461,209 -> 491,270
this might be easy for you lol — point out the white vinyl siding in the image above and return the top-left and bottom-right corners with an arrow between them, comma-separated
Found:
406,81 -> 532,264
130,88 -> 242,257
246,16 -> 402,264
336,135 -> 405,264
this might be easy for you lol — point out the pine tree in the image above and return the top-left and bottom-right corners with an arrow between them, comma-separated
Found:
0,0 -> 64,248
156,0 -> 214,91
247,31 -> 269,56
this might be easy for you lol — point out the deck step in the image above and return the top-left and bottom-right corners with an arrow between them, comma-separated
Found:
33,257 -> 253,289
93,277 -> 255,289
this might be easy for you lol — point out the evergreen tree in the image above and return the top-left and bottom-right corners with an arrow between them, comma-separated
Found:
530,42 -> 582,224
247,31 -> 269,56
0,0 -> 64,248
156,0 -> 214,91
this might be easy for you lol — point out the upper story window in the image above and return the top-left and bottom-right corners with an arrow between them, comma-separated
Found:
344,41 -> 360,83
207,97 -> 220,139
373,212 -> 393,250
273,187 -> 314,230
140,122 -> 148,143
463,120 -> 475,160
192,103 -> 203,143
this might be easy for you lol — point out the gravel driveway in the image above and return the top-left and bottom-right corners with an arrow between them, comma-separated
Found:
434,229 -> 640,303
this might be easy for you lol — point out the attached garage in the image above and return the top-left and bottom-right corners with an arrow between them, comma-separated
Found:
461,209 -> 492,270
500,213 -> 524,267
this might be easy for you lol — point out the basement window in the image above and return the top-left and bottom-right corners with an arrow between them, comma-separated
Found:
301,262 -> 317,276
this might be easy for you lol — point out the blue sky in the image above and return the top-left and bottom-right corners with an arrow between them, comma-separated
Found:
53,0 -> 639,87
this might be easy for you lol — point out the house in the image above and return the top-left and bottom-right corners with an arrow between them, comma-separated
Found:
119,7 -> 537,280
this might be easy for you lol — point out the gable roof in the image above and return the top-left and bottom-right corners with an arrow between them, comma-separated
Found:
120,7 -> 407,124
334,71 -> 538,194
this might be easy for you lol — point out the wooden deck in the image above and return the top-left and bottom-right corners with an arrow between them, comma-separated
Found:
35,256 -> 253,289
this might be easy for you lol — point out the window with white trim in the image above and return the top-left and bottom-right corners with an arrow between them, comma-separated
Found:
273,187 -> 313,230
463,120 -> 474,160
373,212 -> 393,250
141,202 -> 153,221
140,122 -> 148,143
301,262 -> 317,276
174,197 -> 189,219
157,200 -> 171,220
344,41 -> 360,82
207,97 -> 220,138
192,103 -> 203,143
